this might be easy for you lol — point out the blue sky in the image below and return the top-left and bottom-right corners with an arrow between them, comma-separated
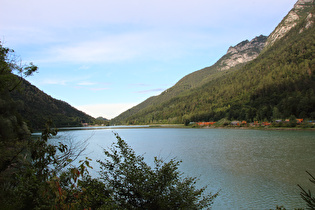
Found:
1,0 -> 297,119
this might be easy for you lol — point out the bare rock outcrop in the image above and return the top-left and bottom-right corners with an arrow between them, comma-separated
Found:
218,35 -> 267,71
265,0 -> 314,48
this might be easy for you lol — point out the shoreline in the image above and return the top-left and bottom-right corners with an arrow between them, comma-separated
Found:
32,124 -> 315,133
142,124 -> 315,131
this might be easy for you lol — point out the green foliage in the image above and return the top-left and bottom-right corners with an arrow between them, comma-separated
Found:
0,42 -> 38,93
274,171 -> 315,210
10,78 -> 95,130
98,133 -> 218,209
92,117 -> 110,126
289,115 -> 297,127
298,171 -> 315,210
0,43 -> 33,182
0,123 -> 86,209
0,42 -> 93,130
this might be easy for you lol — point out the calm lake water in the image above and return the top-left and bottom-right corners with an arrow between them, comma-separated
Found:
50,127 -> 315,209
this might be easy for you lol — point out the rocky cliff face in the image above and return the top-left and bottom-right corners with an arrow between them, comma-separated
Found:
265,0 -> 314,48
220,0 -> 314,70
294,0 -> 314,9
217,35 -> 267,71
300,12 -> 314,33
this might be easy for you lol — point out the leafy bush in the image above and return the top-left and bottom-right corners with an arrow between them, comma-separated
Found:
98,133 -> 218,209
298,171 -> 315,210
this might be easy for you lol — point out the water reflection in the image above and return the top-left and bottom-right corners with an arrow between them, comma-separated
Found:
52,128 -> 315,209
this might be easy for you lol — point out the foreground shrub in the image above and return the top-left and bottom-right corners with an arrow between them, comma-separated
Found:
97,133 -> 218,209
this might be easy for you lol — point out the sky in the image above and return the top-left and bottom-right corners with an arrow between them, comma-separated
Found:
0,0 -> 298,119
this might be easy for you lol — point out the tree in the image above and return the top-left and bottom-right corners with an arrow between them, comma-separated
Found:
0,42 -> 38,93
272,107 -> 282,120
289,115 -> 297,127
0,42 -> 37,177
97,133 -> 218,209
298,171 -> 315,210
0,122 -> 91,209
275,171 -> 315,210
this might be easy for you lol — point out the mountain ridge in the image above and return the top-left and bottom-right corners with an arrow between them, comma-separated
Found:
11,77 -> 95,130
112,0 -> 315,125
112,35 -> 267,124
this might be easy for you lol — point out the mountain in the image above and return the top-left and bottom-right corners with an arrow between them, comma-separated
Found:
95,117 -> 110,126
265,0 -> 314,49
11,77 -> 95,130
217,35 -> 267,71
112,35 -> 267,124
112,0 -> 315,125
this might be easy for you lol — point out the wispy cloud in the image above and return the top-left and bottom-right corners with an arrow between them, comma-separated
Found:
75,103 -> 138,119
78,65 -> 91,70
77,82 -> 96,86
89,87 -> 109,91
75,81 -> 110,91
2,0 -> 295,67
136,88 -> 165,94
129,83 -> 151,87
39,75 -> 94,86
1,0 -> 294,28
35,33 -> 144,64
41,79 -> 68,86
34,28 -> 221,65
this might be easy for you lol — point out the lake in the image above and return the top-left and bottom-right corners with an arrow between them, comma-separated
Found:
50,127 -> 315,209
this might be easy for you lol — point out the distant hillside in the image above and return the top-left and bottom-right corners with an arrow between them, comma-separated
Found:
11,77 -> 95,130
112,35 -> 268,124
112,0 -> 315,125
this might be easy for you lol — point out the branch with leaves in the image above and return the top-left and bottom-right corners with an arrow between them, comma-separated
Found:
298,171 -> 315,210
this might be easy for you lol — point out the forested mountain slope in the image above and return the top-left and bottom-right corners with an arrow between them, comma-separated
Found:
112,0 -> 315,125
11,77 -> 95,130
112,35 -> 268,124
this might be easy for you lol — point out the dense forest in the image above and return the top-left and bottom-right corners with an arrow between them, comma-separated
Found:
112,5 -> 315,125
10,78 -> 96,130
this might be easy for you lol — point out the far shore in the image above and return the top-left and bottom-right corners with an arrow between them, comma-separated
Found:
110,124 -> 315,131
150,124 -> 315,130
32,124 -> 315,133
